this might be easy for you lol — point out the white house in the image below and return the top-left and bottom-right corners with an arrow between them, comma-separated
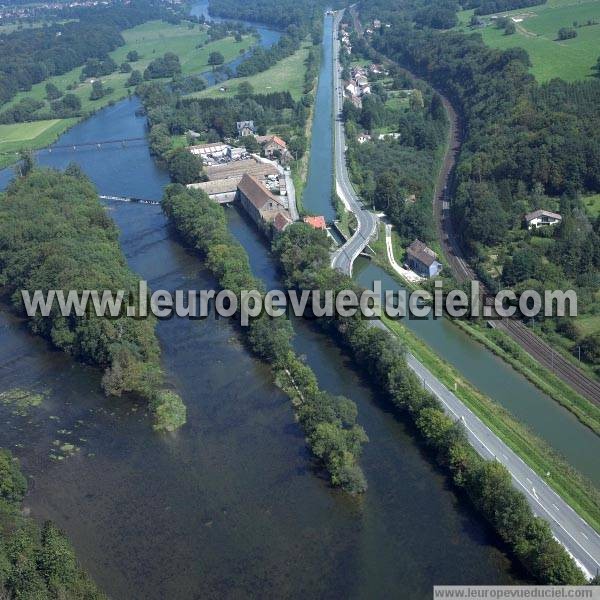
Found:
524,209 -> 562,229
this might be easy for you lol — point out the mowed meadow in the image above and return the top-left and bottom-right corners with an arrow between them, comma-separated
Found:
457,0 -> 600,81
0,20 -> 256,167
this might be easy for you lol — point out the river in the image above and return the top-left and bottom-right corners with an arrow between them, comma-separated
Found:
0,5 -> 593,598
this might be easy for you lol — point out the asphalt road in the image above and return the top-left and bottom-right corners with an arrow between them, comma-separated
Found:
330,10 -> 378,276
371,319 -> 600,579
329,9 -> 600,578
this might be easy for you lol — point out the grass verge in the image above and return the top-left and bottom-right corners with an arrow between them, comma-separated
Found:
383,315 -> 600,534
455,320 -> 600,436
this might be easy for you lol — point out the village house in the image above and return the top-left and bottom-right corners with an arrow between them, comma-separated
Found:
524,209 -> 562,229
357,133 -> 371,144
303,215 -> 327,230
237,173 -> 292,235
256,135 -> 289,160
405,239 -> 442,278
373,19 -> 382,28
237,120 -> 255,137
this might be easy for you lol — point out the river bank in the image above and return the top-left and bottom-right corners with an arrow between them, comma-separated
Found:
0,6 -> 526,597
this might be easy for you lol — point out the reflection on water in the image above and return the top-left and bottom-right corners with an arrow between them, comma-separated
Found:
354,259 -> 600,486
0,6 -> 523,597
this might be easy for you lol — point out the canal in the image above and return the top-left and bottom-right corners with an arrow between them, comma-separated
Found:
0,5 -> 594,598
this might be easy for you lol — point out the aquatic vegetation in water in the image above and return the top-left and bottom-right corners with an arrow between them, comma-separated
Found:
0,388 -> 45,416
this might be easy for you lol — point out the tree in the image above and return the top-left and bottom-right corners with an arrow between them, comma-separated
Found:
374,171 -> 401,211
127,70 -> 143,87
208,51 -> 225,70
409,89 -> 424,110
168,148 -> 205,184
234,31 -> 242,42
127,50 -> 140,62
120,62 -> 132,73
61,93 -> 81,112
580,332 -> 600,365
89,79 -> 104,101
557,27 -> 577,40
18,151 -> 34,177
504,20 -> 516,35
0,449 -> 27,503
236,81 -> 254,100
288,134 -> 307,159
45,82 -> 61,100
241,135 -> 260,154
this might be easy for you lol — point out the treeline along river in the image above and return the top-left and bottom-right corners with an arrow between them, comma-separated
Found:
0,4 -> 596,597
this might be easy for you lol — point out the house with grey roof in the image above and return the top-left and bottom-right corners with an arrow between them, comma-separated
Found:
405,239 -> 442,278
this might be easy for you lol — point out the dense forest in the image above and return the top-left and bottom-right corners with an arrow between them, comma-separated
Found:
0,449 -> 105,598
162,185 -> 368,493
355,0 -> 600,370
207,0 -> 328,29
272,221 -> 586,585
0,168 -> 186,432
0,0 -> 177,108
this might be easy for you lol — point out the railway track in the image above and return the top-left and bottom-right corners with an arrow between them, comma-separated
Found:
418,71 -> 600,405
495,318 -> 600,404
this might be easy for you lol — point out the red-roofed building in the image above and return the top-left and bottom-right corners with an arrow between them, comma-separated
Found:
236,173 -> 292,236
303,215 -> 327,230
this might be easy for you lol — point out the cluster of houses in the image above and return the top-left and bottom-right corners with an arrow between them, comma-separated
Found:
0,0 -> 106,22
186,120 -> 325,237
344,65 -> 375,109
340,24 -> 352,55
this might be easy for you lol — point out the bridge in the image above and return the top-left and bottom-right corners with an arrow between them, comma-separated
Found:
330,10 -> 378,276
99,195 -> 161,206
0,137 -> 148,158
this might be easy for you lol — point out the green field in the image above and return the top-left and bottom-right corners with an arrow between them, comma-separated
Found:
0,119 -> 77,168
0,20 -> 256,166
3,21 -> 255,115
189,42 -> 313,100
457,0 -> 600,81
583,193 -> 600,217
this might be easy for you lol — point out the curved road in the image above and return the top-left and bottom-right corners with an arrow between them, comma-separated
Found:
331,9 -> 600,578
330,10 -> 378,276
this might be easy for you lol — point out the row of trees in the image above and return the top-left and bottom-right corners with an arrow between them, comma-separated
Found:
0,168 -> 186,432
162,185 -> 368,493
0,448 -> 105,598
272,221 -> 588,585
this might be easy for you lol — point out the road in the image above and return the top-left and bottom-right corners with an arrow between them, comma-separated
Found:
371,319 -> 600,579
330,9 -> 378,276
330,9 -> 600,578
